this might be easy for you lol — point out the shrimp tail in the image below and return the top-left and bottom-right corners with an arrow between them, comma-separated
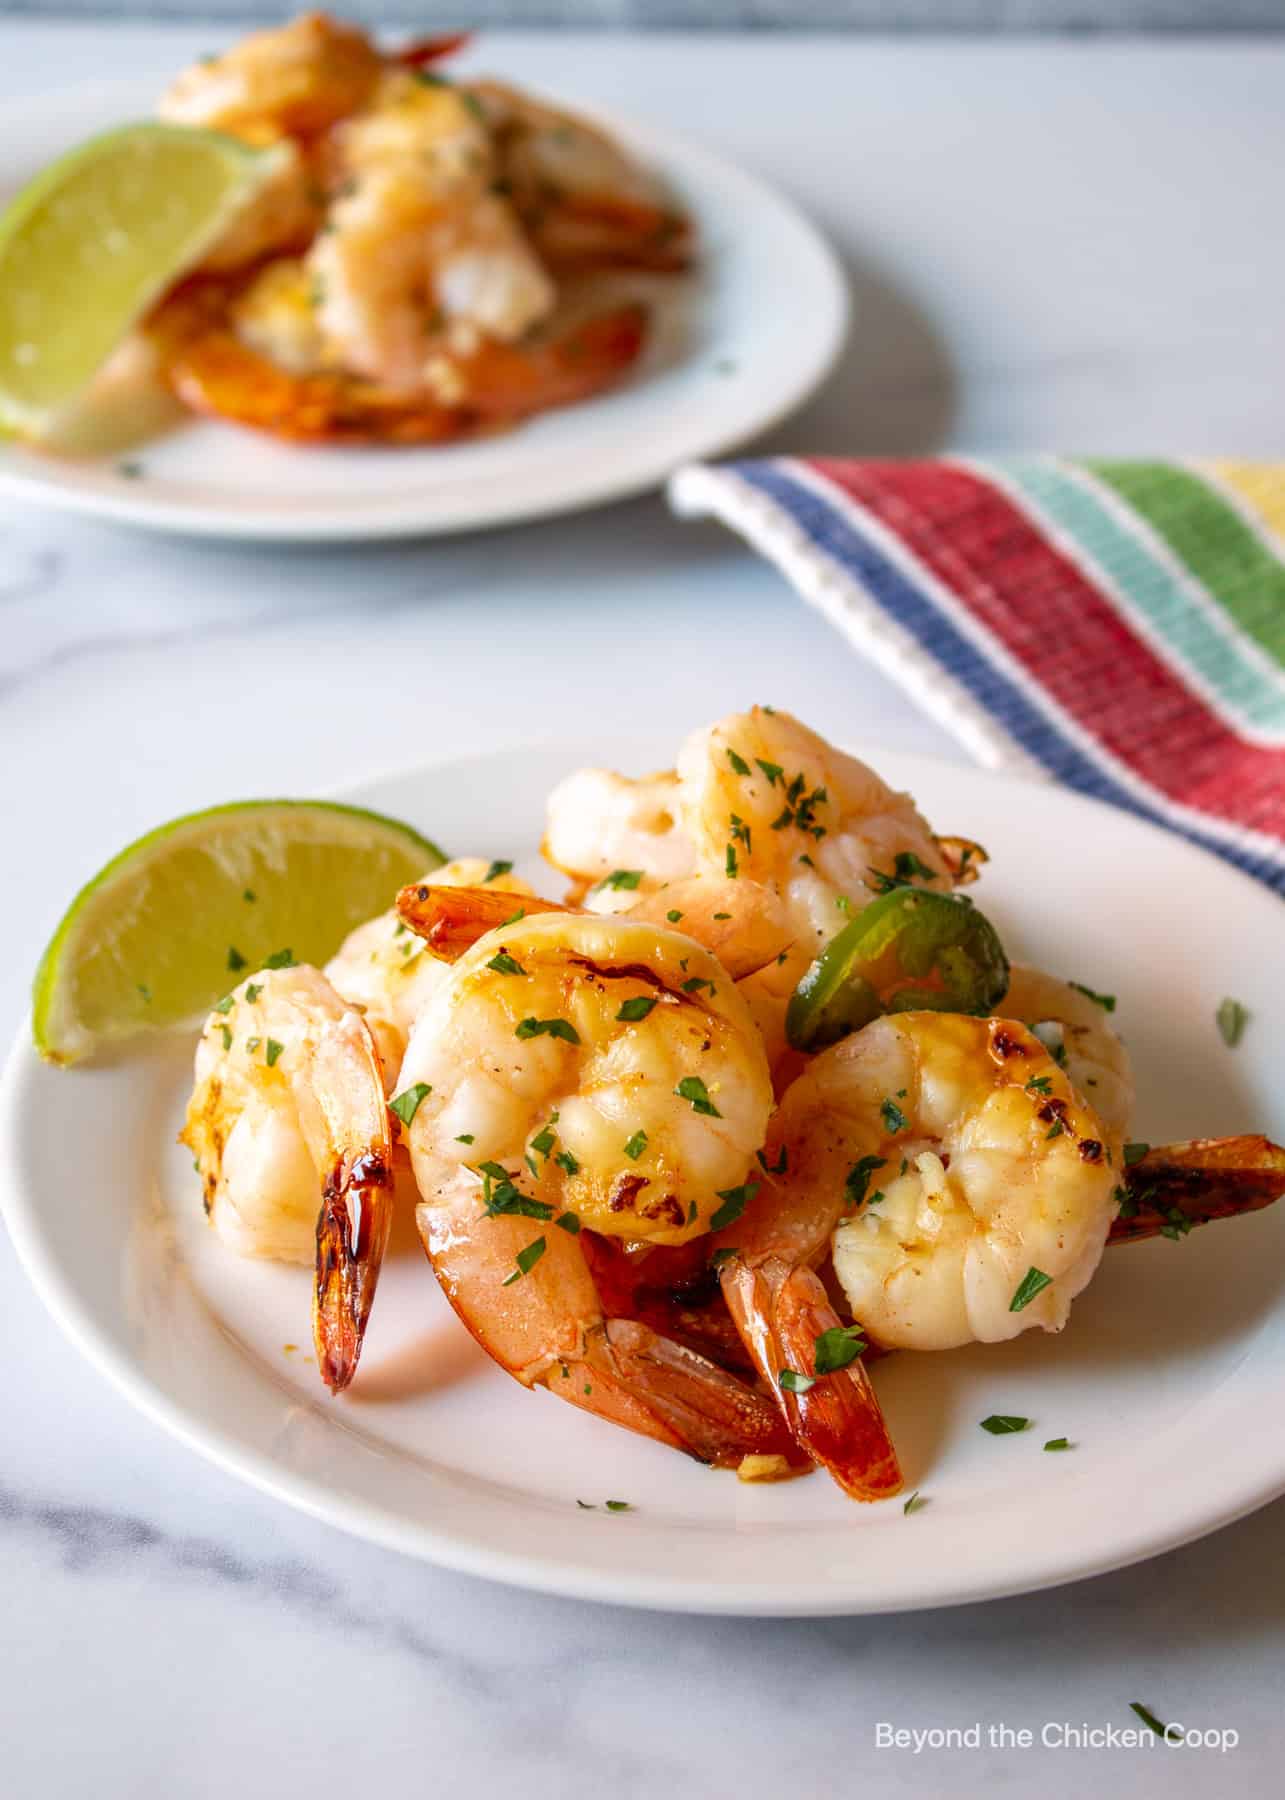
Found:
1108,1135 -> 1285,1246
396,883 -> 568,959
564,1319 -> 800,1469
309,1016 -> 396,1392
393,31 -> 472,68
720,1255 -> 903,1501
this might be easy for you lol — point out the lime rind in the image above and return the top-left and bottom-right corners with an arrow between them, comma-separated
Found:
32,799 -> 446,1065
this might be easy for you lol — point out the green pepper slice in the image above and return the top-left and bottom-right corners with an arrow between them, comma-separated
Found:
785,888 -> 1010,1051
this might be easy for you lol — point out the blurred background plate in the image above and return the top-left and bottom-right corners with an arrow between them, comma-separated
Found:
0,80 -> 847,541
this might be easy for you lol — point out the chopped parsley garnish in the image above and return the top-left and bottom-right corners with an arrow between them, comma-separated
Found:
555,1211 -> 581,1234
1069,981 -> 1116,1012
555,1149 -> 581,1176
710,1180 -> 758,1231
242,889 -> 256,903
1130,1703 -> 1179,1743
681,976 -> 714,994
903,1491 -> 928,1515
226,946 -> 246,972
1159,1207 -> 1194,1242
666,909 -> 683,923
1009,1267 -> 1052,1312
725,843 -> 739,879
729,813 -> 752,852
1123,1141 -> 1150,1166
502,1237 -> 547,1285
219,1024 -> 232,1051
726,747 -> 751,776
479,1163 -> 552,1221
390,1083 -> 431,1126
487,951 -> 525,976
530,1122 -> 556,1157
844,1155 -> 886,1208
713,911 -> 731,921
778,1368 -> 816,1395
456,1133 -> 475,1145
499,908 -> 526,927
482,859 -> 513,885
245,1037 -> 261,1054
687,1201 -> 698,1225
1025,1074 -> 1052,1095
515,1016 -> 580,1044
214,994 -> 235,1015
710,1247 -> 739,1267
1216,996 -> 1249,1047
605,1500 -> 632,1512
244,983 -> 261,1003
264,948 -> 295,969
813,1323 -> 866,1374
757,1145 -> 789,1176
623,1130 -> 648,1160
756,758 -> 784,786
676,1076 -> 720,1116
1045,1119 -> 1065,1140
980,1414 -> 1030,1435
868,850 -> 940,894
1043,1437 -> 1072,1452
136,983 -> 151,1004
265,1038 -> 284,1067
595,868 -> 643,892
880,1097 -> 909,1134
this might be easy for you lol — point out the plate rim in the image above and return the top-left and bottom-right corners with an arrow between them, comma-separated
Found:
0,77 -> 849,543
4,741 -> 1285,1616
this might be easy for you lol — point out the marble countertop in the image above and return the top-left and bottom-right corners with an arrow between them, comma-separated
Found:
2,24 -> 1282,1799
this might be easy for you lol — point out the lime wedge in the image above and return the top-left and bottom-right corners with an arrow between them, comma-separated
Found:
0,122 -> 281,434
32,800 -> 446,1065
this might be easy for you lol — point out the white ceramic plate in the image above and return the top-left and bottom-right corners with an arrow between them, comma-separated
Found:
3,738 -> 1284,1614
0,80 -> 846,541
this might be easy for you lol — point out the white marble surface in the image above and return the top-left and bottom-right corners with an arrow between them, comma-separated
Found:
2,24 -> 1283,1798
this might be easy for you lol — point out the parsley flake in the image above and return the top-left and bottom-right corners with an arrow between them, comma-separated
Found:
1025,1074 -> 1052,1095
778,1368 -> 816,1395
813,1324 -> 866,1374
1217,996 -> 1249,1047
214,994 -> 235,1015
1130,1703 -> 1180,1743
666,909 -> 683,923
226,946 -> 246,973
244,983 -> 261,1003
623,1130 -> 648,1160
502,1237 -> 547,1285
555,1149 -> 581,1176
1123,1141 -> 1150,1166
725,842 -> 739,879
390,1083 -> 431,1126
555,1211 -> 581,1234
482,859 -> 513,884
726,747 -> 751,777
456,1133 -> 475,1144
757,1145 -> 788,1176
1045,1119 -> 1065,1141
880,1097 -> 909,1134
710,1180 -> 758,1231
980,1414 -> 1030,1435
264,948 -> 295,969
487,951 -> 525,976
676,1076 -> 721,1116
515,1016 -> 580,1044
1043,1437 -> 1072,1452
595,869 -> 643,892
605,1499 -> 632,1512
265,1038 -> 284,1067
1009,1267 -> 1052,1312
755,758 -> 784,786
681,976 -> 714,995
844,1155 -> 886,1208
219,1024 -> 232,1051
903,1491 -> 929,1515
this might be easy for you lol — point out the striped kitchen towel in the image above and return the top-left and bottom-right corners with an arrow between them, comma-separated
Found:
669,457 -> 1285,897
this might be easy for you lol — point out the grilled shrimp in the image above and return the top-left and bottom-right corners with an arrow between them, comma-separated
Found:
470,81 -> 693,273
180,963 -> 394,1392
158,13 -> 384,138
543,768 -> 695,899
1000,966 -> 1135,1154
325,857 -> 537,1074
392,902 -> 790,1464
803,1013 -> 1118,1351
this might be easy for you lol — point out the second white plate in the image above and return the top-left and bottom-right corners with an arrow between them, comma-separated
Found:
0,80 -> 847,541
